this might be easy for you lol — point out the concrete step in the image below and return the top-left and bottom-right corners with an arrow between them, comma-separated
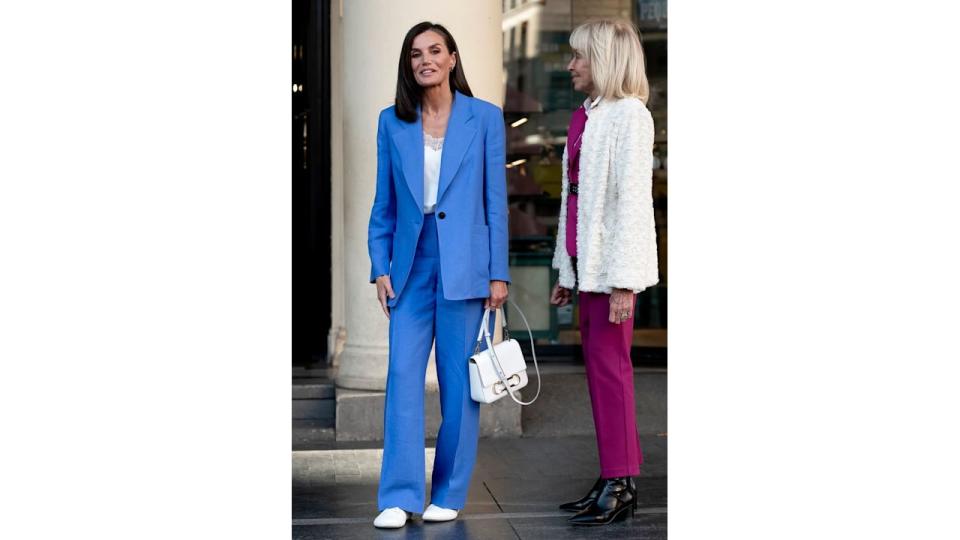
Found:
293,378 -> 336,400
293,419 -> 336,450
521,365 -> 666,437
293,376 -> 336,422
293,366 -> 334,379
335,387 -> 522,442
293,372 -> 336,447
292,398 -> 335,421
327,365 -> 665,440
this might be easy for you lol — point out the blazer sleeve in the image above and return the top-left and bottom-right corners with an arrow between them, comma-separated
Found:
368,109 -> 397,283
483,106 -> 511,283
603,102 -> 659,293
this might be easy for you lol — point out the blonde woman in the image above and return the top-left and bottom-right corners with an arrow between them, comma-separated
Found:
549,19 -> 659,526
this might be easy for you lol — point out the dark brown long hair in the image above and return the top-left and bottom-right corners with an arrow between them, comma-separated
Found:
394,22 -> 473,122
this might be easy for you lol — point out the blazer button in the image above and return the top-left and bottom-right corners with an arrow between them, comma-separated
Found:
438,211 -> 446,219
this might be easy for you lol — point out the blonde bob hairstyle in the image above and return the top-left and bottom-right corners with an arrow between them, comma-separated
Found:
569,19 -> 649,104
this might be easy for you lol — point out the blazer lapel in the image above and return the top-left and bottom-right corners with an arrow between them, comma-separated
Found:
436,91 -> 477,203
392,110 -> 424,210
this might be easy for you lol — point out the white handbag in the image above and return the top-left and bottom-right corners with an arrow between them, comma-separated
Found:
468,303 -> 541,406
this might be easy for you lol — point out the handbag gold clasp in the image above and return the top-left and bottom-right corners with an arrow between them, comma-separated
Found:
493,374 -> 521,395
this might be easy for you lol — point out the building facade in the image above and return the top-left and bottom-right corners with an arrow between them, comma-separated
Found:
293,0 -> 668,390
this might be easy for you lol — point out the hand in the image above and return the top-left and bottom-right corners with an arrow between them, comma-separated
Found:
375,275 -> 395,319
549,281 -> 572,306
486,280 -> 509,310
608,288 -> 635,325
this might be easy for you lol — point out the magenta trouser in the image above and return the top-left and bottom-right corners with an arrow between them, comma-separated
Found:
579,291 -> 643,478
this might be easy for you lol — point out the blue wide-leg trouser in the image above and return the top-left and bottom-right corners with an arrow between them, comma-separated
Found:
377,213 -> 487,513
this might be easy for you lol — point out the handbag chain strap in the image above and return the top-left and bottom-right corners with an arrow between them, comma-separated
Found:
473,302 -> 541,406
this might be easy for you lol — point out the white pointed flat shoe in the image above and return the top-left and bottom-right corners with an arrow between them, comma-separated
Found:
422,503 -> 459,522
373,507 -> 409,528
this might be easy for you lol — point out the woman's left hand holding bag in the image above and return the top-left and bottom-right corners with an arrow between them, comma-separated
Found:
485,280 -> 509,309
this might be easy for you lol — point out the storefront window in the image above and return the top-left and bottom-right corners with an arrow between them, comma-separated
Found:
501,0 -> 667,355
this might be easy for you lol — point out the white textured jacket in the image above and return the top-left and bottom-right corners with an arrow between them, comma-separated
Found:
552,96 -> 659,294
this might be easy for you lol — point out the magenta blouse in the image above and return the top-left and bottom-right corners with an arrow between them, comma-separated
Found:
565,105 -> 588,257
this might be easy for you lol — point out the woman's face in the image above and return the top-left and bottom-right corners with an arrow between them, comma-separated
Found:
410,30 -> 457,89
567,49 -> 594,96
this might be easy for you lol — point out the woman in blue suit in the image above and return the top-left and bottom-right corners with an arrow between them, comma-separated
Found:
368,21 -> 510,529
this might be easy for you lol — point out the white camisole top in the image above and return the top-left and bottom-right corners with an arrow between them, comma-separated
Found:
423,133 -> 443,214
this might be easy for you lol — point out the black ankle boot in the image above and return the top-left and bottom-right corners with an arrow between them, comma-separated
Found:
568,477 -> 637,526
558,477 -> 604,513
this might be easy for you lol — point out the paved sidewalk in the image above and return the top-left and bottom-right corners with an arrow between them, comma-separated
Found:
293,434 -> 667,539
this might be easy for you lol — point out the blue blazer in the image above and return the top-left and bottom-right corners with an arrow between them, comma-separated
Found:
368,91 -> 510,307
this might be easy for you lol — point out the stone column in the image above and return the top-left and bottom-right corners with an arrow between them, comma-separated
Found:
335,0 -> 505,391
326,0 -> 346,367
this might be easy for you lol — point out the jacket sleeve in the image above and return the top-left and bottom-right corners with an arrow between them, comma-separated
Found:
368,109 -> 396,283
484,106 -> 511,283
603,102 -> 659,293
551,145 -> 576,289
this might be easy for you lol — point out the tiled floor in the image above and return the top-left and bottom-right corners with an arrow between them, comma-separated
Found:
293,435 -> 667,539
